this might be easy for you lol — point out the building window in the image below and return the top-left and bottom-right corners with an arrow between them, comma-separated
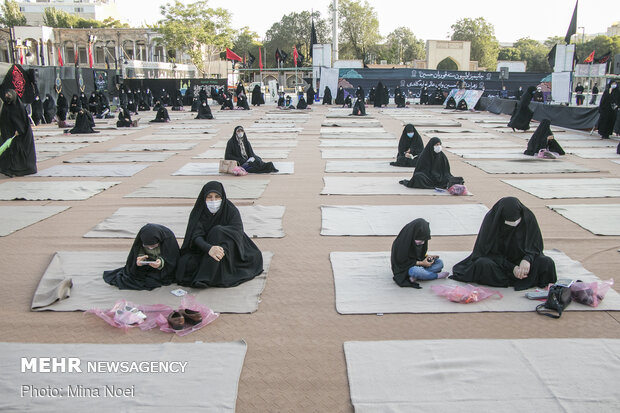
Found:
19,7 -> 25,11
75,7 -> 84,12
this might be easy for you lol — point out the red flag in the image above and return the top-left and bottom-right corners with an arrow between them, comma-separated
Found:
293,46 -> 299,67
19,49 -> 23,65
74,48 -> 79,67
225,48 -> 242,61
259,47 -> 263,71
57,47 -> 64,66
583,50 -> 595,63
88,43 -> 93,68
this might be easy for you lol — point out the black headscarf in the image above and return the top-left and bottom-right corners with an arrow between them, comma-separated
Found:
296,95 -> 308,109
405,137 -> 453,189
31,94 -> 44,125
374,82 -> 385,107
103,223 -> 180,290
335,86 -> 345,105
352,97 -> 366,116
237,93 -> 250,110
251,85 -> 264,106
224,126 -> 278,173
391,218 -> 430,288
196,100 -> 213,119
56,92 -> 68,121
69,109 -> 98,134
149,105 -> 170,122
397,124 -> 424,159
524,119 -> 565,156
175,181 -> 264,288
69,94 -> 80,114
0,89 -> 37,177
116,106 -> 132,127
323,87 -> 332,105
43,94 -> 56,123
306,86 -> 315,105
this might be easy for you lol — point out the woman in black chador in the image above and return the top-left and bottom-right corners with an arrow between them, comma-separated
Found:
31,94 -> 44,125
116,106 -> 133,127
88,92 -> 98,113
597,81 -> 617,140
420,86 -> 429,105
374,82 -> 386,107
508,86 -> 536,131
196,100 -> 213,119
103,223 -> 180,290
390,124 -> 424,167
368,87 -> 376,105
149,102 -> 170,123
221,92 -> 234,110
296,95 -> 308,109
400,137 -> 454,189
322,86 -> 332,105
56,92 -> 68,124
236,92 -> 250,110
335,86 -> 345,105
394,88 -> 406,108
69,94 -> 80,117
524,119 -> 565,156
355,85 -> 364,102
225,126 -> 279,173
175,181 -> 264,288
352,97 -> 366,116
306,85 -> 316,105
0,89 -> 37,177
68,108 -> 98,134
451,197 -> 557,291
43,94 -> 56,124
251,85 -> 264,106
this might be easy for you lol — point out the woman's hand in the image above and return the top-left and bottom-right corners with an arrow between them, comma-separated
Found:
148,259 -> 162,269
136,255 -> 149,266
209,246 -> 225,262
518,259 -> 530,277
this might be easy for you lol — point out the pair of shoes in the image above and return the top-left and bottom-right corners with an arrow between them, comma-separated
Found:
166,309 -> 203,330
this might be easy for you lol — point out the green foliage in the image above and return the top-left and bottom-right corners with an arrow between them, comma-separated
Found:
384,27 -> 425,64
0,0 -> 26,27
154,0 -> 233,75
498,47 -> 521,61
333,0 -> 382,63
232,27 -> 262,66
264,10 -> 328,66
543,36 -> 564,49
450,17 -> 499,70
42,7 -> 128,28
574,35 -> 620,63
512,38 -> 551,72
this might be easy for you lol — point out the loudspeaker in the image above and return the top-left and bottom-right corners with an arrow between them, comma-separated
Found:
499,67 -> 509,80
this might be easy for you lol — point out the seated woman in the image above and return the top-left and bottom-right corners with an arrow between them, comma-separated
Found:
138,96 -> 150,111
175,181 -> 264,288
451,197 -> 557,290
43,94 -> 56,124
56,92 -> 68,127
236,92 -> 250,110
220,93 -> 234,110
284,95 -> 295,109
296,95 -> 308,109
343,95 -> 352,108
394,90 -> 406,108
225,126 -> 278,173
196,100 -> 213,119
400,137 -> 454,189
352,97 -> 366,116
524,119 -> 565,158
390,124 -> 424,167
445,96 -> 457,109
116,106 -> 133,127
322,86 -> 332,105
277,92 -> 285,107
391,218 -> 449,288
69,94 -> 80,118
149,102 -> 170,123
68,109 -> 98,134
171,94 -> 184,111
103,223 -> 180,290
87,92 -> 98,114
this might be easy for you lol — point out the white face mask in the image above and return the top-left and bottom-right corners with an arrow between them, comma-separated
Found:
206,200 -> 222,214
433,145 -> 442,153
612,84 -> 617,89
236,131 -> 244,138
504,217 -> 521,227
406,132 -> 414,138
414,240 -> 425,246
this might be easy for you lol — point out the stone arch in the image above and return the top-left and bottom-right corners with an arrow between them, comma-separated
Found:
425,40 -> 470,71
122,40 -> 135,60
285,73 -> 304,88
262,74 -> 277,85
437,57 -> 458,71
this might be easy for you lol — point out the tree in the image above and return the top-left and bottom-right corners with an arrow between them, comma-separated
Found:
333,0 -> 382,63
384,27 -> 425,64
450,17 -> 499,70
512,38 -> 551,72
264,10 -> 328,66
154,0 -> 233,76
497,47 -> 520,61
43,7 -> 128,28
232,27 -> 262,67
574,35 -> 620,63
543,36 -> 564,49
0,0 -> 26,27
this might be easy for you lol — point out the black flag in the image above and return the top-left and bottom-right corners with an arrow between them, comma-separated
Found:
547,44 -> 557,70
564,1 -> 578,44
595,51 -> 611,64
39,42 -> 45,66
248,52 -> 255,68
310,21 -> 318,58
280,50 -> 288,65
296,50 -> 304,66
275,48 -> 281,63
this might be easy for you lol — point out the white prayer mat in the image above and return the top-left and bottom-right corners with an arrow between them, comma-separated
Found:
510,132 -> 604,141
35,143 -> 88,152
566,148 -> 620,159
321,204 -> 489,236
84,205 -> 285,238
0,181 -> 119,201
321,177 -> 472,196
0,341 -> 247,411
321,149 -> 396,159
152,130 -> 216,135
319,140 -> 398,148
399,120 -> 461,127
320,127 -> 386,134
173,162 -> 294,175
134,134 -> 212,141
614,160 -> 620,165
419,132 -> 503,139
210,140 -> 297,148
125,179 -> 269,199
465,159 -> 598,174
322,120 -> 382,127
158,124 -> 220,131
344,338 -> 620,413
35,153 -> 64,161
446,148 -> 533,159
560,140 -> 618,148
474,118 -> 507,124
331,249 -> 620,314
31,251 -> 272,313
245,127 -> 303,133
244,133 -> 299,140
502,178 -> 620,199
325,160 -> 414,173
108,143 -> 198,152
65,152 -> 176,163
325,112 -> 375,119
194,149 -> 289,159
320,133 -> 395,139
35,164 -> 150,177
251,122 -> 296,128
256,119 -> 307,124
34,135 -> 112,143
0,206 -> 69,236
417,128 -> 487,134
264,113 -> 310,119
442,140 -> 521,148
547,204 -> 620,235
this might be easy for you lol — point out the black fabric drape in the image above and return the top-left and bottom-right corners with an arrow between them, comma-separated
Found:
403,137 -> 453,189
524,119 -> 565,155
390,124 -> 424,167
175,181 -> 263,288
103,224 -> 180,290
391,218 -> 430,288
0,90 -> 37,177
451,197 -> 557,290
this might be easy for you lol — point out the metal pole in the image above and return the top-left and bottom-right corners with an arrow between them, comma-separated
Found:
332,0 -> 338,63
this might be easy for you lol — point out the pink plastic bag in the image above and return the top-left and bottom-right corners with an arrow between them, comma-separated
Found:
151,295 -> 219,337
87,300 -> 173,332
448,184 -> 469,196
232,166 -> 248,176
569,279 -> 614,307
431,284 -> 503,303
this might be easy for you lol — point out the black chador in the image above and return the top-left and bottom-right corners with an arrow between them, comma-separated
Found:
0,89 -> 37,177
149,105 -> 170,123
352,97 -> 366,116
31,95 -> 44,125
306,86 -> 316,105
251,85 -> 264,106
103,224 -> 180,290
524,119 -> 565,156
322,87 -> 332,105
236,93 -> 250,110
175,181 -> 264,288
401,137 -> 454,189
56,92 -> 68,121
390,124 -> 424,167
390,218 -> 430,289
116,106 -> 132,127
43,94 -> 56,123
195,100 -> 213,119
508,86 -> 536,131
451,197 -> 557,290
68,109 -> 98,134
374,82 -> 385,107
597,83 -> 618,139
225,126 -> 278,174
221,93 -> 234,110
296,95 -> 308,109
335,86 -> 345,105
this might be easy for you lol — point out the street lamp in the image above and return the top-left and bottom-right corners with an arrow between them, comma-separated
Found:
577,26 -> 585,44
